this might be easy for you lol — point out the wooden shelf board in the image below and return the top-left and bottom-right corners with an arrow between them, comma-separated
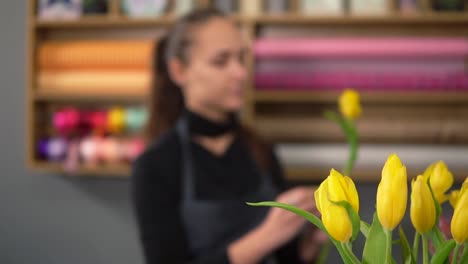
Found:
254,13 -> 468,25
35,15 -> 175,28
29,161 -> 467,182
30,161 -> 131,177
33,13 -> 468,29
254,90 -> 468,104
34,89 -> 147,102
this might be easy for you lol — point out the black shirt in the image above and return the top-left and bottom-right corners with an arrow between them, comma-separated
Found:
131,128 -> 303,264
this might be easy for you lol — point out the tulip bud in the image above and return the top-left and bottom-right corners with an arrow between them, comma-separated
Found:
410,175 -> 436,234
315,169 -> 359,242
376,153 -> 408,230
339,89 -> 362,120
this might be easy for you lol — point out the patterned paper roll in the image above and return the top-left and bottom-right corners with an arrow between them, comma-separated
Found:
255,38 -> 468,58
107,107 -> 126,134
214,0 -> 237,13
37,70 -> 151,91
121,0 -> 168,18
265,0 -> 289,13
38,41 -> 153,70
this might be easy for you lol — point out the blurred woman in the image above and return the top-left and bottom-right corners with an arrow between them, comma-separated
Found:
131,8 -> 325,264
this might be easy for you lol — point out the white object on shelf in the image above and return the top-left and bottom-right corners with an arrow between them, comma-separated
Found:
174,0 -> 195,16
121,0 -> 168,18
350,0 -> 390,15
241,0 -> 262,16
300,0 -> 344,16
38,0 -> 82,20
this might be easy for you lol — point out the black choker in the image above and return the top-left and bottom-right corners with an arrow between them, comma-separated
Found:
185,109 -> 238,137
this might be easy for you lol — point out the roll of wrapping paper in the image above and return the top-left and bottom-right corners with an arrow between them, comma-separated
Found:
37,70 -> 151,91
254,38 -> 468,58
38,40 -> 154,70
254,72 -> 468,91
256,58 -> 466,74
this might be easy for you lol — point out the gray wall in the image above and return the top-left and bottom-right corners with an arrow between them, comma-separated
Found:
0,1 -> 143,263
0,1 -> 455,264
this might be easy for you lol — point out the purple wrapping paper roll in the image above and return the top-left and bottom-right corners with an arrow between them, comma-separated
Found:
255,38 -> 468,58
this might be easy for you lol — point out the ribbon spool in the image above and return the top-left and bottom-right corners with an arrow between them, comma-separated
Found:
107,107 -> 126,134
125,107 -> 148,133
47,137 -> 68,161
79,136 -> 101,165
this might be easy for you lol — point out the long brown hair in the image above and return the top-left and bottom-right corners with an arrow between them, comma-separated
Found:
146,8 -> 271,169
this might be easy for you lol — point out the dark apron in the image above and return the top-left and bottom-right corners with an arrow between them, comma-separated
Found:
176,117 -> 279,263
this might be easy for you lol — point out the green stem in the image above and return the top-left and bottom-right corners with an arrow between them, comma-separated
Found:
460,242 -> 468,263
340,242 -> 361,264
316,240 -> 331,264
422,233 -> 429,264
451,243 -> 461,264
385,229 -> 393,264
413,232 -> 420,263
343,121 -> 358,176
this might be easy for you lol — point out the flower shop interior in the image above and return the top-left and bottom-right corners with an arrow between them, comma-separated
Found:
0,0 -> 466,264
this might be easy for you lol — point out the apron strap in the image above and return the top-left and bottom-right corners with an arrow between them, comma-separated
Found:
176,117 -> 196,201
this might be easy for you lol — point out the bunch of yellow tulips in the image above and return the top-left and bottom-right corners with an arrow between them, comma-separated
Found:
249,89 -> 467,264
249,154 -> 467,264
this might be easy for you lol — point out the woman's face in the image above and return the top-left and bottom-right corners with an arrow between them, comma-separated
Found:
172,18 -> 248,114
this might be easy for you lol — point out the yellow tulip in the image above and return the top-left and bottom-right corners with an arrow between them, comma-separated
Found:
339,89 -> 362,120
449,178 -> 468,208
410,175 -> 436,233
376,153 -> 408,230
451,180 -> 468,244
422,161 -> 453,204
315,169 -> 359,242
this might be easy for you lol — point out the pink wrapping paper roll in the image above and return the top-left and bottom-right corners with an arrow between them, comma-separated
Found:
255,72 -> 468,91
255,38 -> 468,58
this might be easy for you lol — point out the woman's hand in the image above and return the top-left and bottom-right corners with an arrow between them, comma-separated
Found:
299,225 -> 329,263
259,186 -> 317,250
228,186 -> 318,264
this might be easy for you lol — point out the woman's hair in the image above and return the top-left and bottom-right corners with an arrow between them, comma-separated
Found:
146,8 -> 272,169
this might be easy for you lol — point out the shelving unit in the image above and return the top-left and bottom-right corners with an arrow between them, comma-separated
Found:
27,0 -> 468,180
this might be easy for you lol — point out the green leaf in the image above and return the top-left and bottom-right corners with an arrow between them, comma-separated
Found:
427,176 -> 442,225
332,200 -> 361,242
398,226 -> 416,264
360,221 -> 370,238
459,242 -> 468,264
428,227 -> 445,251
247,201 -> 360,264
246,201 -> 326,231
362,213 -> 388,264
430,240 -> 456,264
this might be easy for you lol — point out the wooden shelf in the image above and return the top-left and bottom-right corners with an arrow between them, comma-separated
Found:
33,13 -> 468,29
35,15 -> 176,28
30,161 -> 131,177
254,90 -> 468,104
253,13 -> 468,25
34,88 -> 147,103
29,161 -> 467,182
